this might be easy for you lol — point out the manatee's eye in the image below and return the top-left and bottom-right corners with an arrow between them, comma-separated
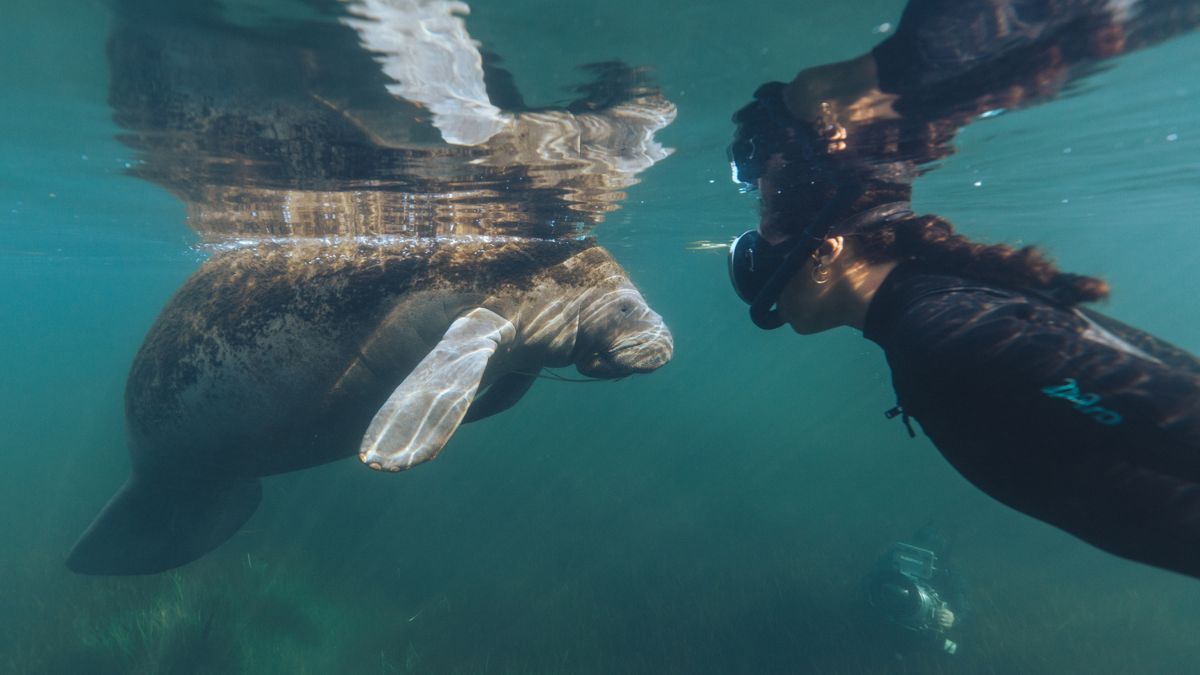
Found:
620,302 -> 632,314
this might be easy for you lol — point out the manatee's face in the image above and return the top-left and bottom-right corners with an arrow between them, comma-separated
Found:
574,274 -> 673,379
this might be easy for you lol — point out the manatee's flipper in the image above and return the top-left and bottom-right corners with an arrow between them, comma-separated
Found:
463,371 -> 537,423
360,308 -> 515,471
66,476 -> 262,575
340,0 -> 514,146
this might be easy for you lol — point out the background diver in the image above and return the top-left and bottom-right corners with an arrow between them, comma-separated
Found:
865,527 -> 968,659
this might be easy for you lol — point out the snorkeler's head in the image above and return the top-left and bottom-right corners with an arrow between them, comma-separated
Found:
727,77 -> 917,329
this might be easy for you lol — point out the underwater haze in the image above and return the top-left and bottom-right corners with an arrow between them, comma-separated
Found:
4,0 -> 1200,673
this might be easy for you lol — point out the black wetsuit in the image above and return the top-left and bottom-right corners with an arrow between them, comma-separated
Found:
864,263 -> 1200,579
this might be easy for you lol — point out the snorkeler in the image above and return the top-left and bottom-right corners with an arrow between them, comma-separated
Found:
727,0 -> 1200,579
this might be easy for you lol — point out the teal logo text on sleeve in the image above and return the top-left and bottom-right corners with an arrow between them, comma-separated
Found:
1040,378 -> 1123,426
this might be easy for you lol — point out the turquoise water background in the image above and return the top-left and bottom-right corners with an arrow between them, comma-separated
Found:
4,1 -> 1200,673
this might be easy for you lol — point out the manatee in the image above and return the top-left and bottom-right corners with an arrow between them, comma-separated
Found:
67,237 -> 671,575
69,1 -> 676,575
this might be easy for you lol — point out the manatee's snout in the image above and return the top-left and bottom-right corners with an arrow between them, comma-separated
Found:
608,323 -> 674,372
576,295 -> 674,378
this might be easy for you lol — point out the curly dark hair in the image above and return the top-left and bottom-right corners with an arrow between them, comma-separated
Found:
854,214 -> 1110,306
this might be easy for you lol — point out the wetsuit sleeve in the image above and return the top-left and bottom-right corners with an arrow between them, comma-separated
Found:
888,291 -> 1200,577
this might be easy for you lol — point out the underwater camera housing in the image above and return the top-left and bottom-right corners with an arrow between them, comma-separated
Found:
867,543 -> 958,655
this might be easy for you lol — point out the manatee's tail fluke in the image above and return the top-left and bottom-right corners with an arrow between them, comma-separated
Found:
66,476 -> 262,575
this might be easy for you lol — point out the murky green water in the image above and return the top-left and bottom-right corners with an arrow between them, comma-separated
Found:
4,1 -> 1200,673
